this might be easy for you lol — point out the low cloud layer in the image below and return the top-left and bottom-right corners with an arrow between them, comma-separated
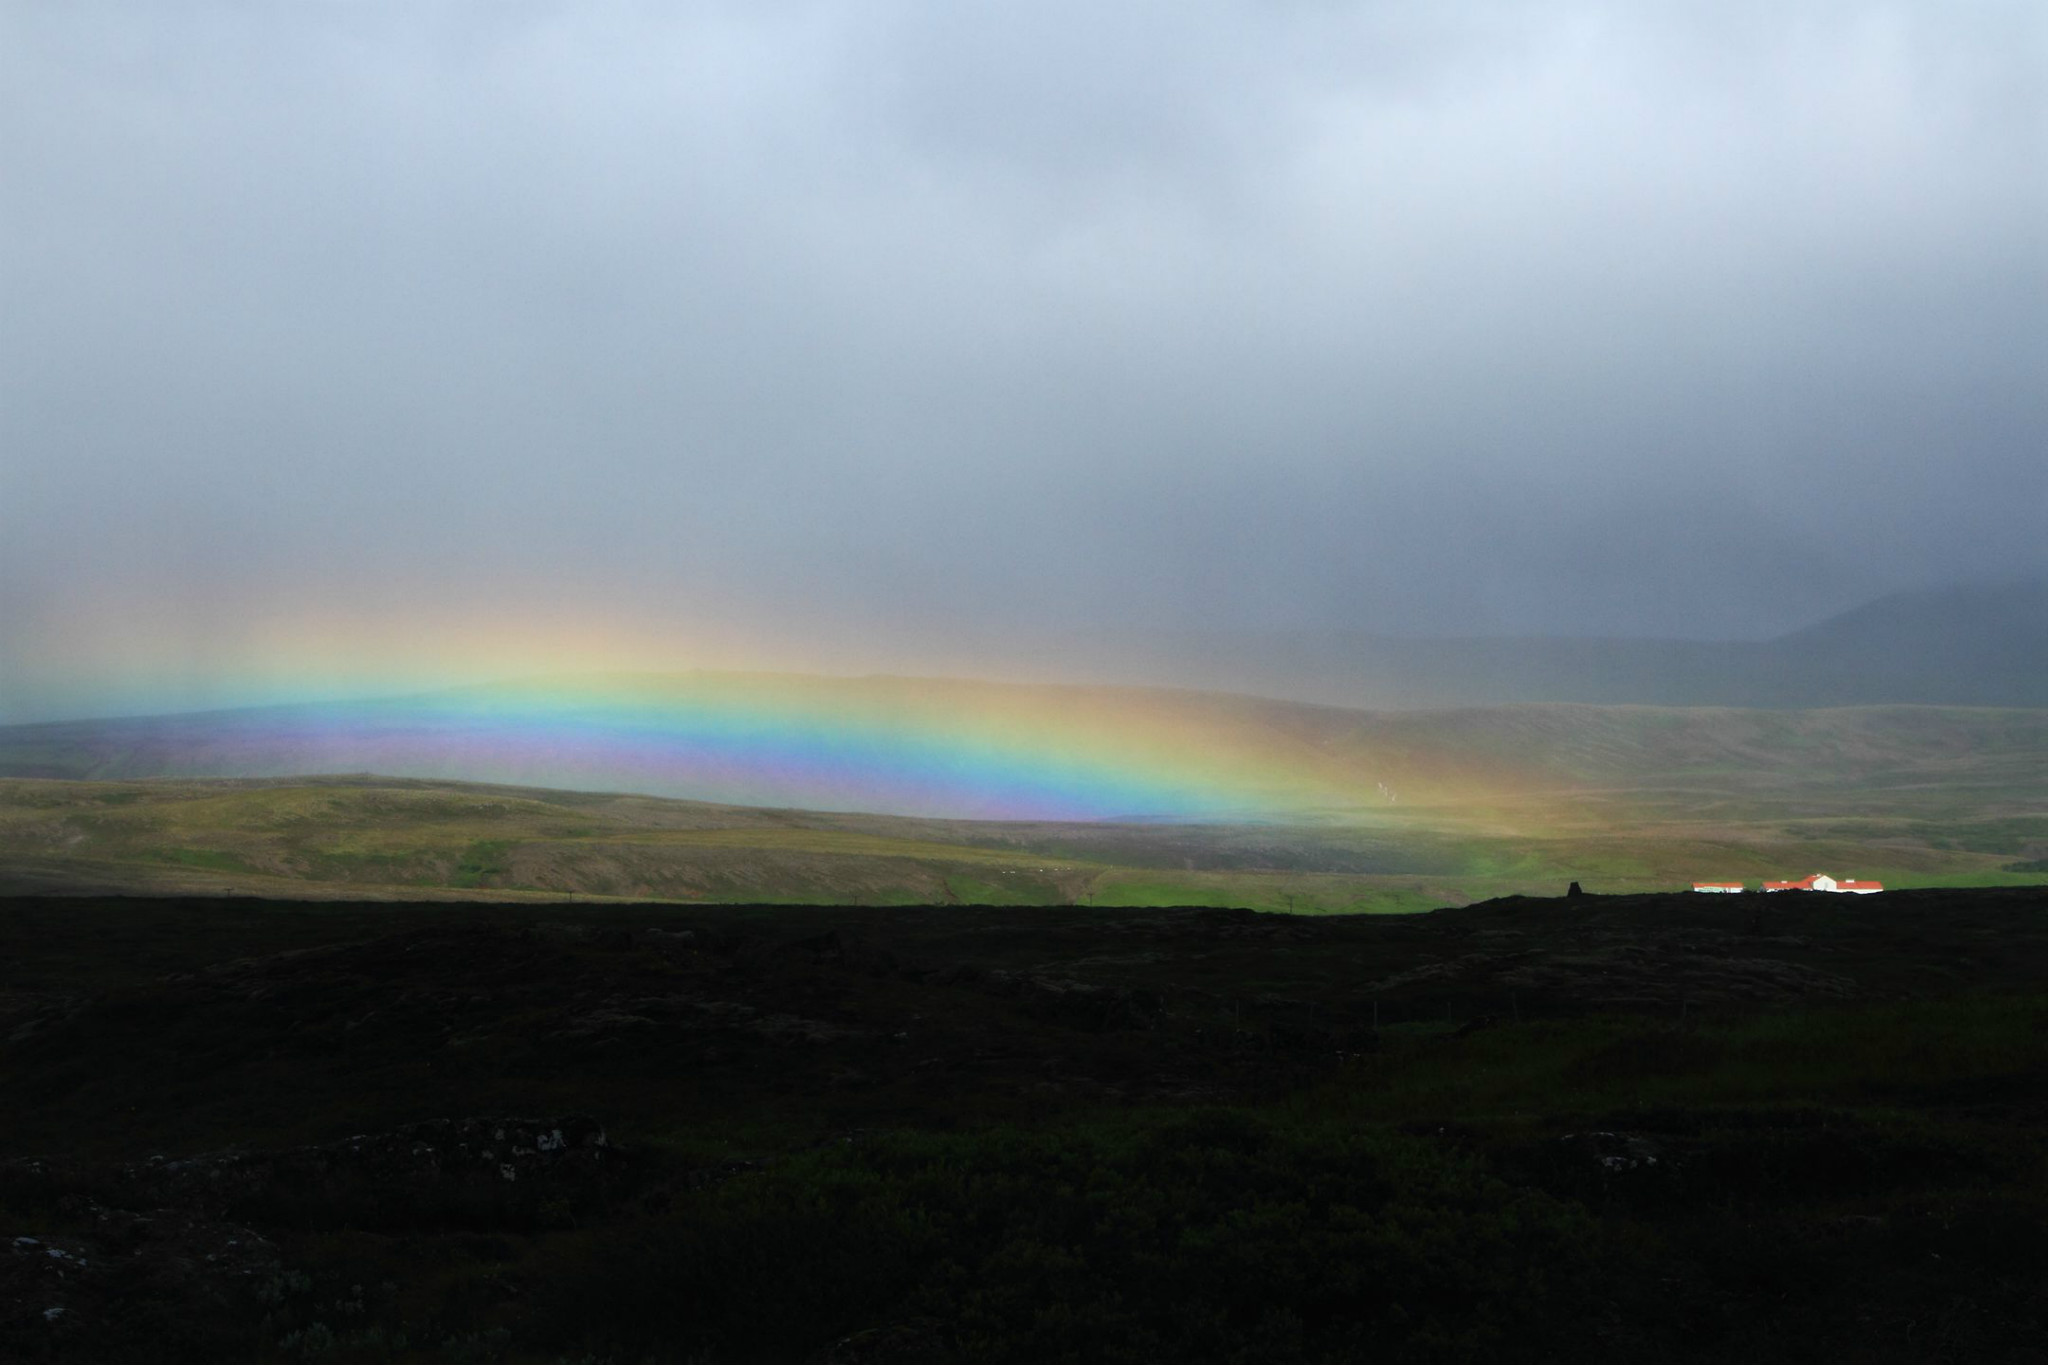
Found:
4,2 -> 2044,719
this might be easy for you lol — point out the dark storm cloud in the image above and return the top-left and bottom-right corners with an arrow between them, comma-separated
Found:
2,1 -> 2044,717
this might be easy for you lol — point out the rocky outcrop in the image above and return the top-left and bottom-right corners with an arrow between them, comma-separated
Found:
1,1115 -> 618,1359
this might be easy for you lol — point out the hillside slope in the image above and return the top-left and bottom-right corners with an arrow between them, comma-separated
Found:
3,674 -> 2046,824
2,692 -> 2042,905
1004,581 -> 2048,709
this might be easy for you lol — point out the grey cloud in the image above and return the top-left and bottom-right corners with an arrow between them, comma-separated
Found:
3,1 -> 2045,718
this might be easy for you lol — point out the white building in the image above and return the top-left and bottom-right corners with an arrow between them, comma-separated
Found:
1760,873 -> 1881,894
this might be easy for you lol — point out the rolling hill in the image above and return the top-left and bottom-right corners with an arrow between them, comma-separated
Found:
3,672 -> 2046,819
1,676 -> 2041,905
994,580 -> 2048,709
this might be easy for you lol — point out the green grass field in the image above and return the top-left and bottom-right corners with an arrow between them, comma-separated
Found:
3,692 -> 2043,906
1,758 -> 2040,909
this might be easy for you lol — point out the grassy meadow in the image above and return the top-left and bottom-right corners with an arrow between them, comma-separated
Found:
0,694 -> 2043,908
1,749 -> 2040,910
2,689 -> 2046,905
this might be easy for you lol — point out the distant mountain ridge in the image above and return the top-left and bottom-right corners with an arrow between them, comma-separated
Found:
1012,581 -> 2048,709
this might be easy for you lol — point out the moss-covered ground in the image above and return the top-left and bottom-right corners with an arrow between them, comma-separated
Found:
4,888 -> 2048,1362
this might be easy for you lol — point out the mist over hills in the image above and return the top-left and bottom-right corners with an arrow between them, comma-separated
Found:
0,581 -> 2040,833
1,673 -> 2043,824
1005,581 -> 2048,710
3,596 -> 2044,903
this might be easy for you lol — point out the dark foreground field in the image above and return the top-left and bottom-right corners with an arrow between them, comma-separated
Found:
5,889 -> 2048,1363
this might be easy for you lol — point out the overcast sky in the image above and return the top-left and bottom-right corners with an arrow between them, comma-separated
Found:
3,1 -> 2045,718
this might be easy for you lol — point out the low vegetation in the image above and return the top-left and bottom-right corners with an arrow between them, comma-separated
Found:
1,768 -> 2040,909
4,888 -> 2048,1361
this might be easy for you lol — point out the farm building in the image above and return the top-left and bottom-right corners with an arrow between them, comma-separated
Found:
1760,873 -> 1883,894
1764,874 -> 1836,892
1764,874 -> 1837,892
1692,882 -> 1745,893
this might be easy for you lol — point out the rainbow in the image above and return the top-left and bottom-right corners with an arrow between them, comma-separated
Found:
15,673 -> 1384,822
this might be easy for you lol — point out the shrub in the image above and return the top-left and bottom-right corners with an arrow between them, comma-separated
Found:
553,1110 -> 1602,1364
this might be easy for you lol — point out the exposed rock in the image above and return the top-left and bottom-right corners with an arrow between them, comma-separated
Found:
985,970 -> 1162,1031
1559,1130 -> 1665,1174
3,1114 -> 619,1355
2,1204 -> 278,1345
116,1115 -> 618,1214
811,1317 -> 951,1363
